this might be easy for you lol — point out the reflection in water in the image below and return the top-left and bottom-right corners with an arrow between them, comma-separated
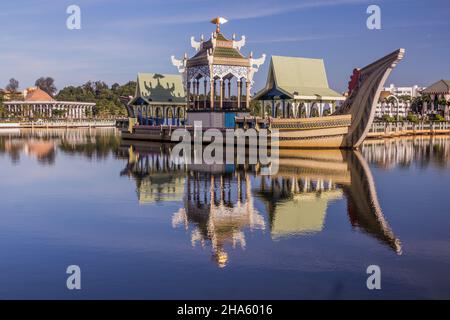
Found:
362,135 -> 450,169
0,129 -> 411,267
0,128 -> 121,164
120,142 -> 405,267
173,170 -> 265,268
120,145 -> 186,204
2,129 -> 450,297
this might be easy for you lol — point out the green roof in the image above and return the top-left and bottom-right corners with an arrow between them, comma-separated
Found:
254,55 -> 343,100
187,32 -> 247,66
213,46 -> 244,59
215,33 -> 229,41
135,73 -> 185,103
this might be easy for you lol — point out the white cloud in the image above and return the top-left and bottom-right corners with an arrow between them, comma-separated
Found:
104,0 -> 374,29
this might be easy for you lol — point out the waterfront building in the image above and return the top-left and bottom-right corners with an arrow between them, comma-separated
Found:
127,73 -> 187,126
422,80 -> 450,119
375,84 -> 425,119
253,55 -> 345,118
385,84 -> 423,97
4,87 -> 95,119
171,17 -> 266,128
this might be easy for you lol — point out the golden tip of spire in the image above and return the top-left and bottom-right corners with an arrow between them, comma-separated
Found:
210,17 -> 228,33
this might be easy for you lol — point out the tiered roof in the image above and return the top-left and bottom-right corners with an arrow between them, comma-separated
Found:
186,32 -> 250,68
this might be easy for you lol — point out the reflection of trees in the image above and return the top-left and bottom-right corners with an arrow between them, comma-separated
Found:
58,133 -> 120,160
0,128 -> 121,165
0,139 -> 23,164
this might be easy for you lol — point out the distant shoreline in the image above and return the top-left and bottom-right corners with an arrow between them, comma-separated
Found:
0,120 -> 117,129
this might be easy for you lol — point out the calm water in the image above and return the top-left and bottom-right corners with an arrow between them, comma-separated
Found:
0,128 -> 449,299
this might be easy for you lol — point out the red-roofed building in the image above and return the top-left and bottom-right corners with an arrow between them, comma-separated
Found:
24,87 -> 55,102
4,87 -> 95,119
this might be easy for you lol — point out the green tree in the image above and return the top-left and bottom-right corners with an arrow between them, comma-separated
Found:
52,109 -> 67,118
0,90 -> 5,118
35,77 -> 57,96
382,114 -> 395,123
6,78 -> 19,92
411,96 -> 422,114
421,94 -> 432,116
406,113 -> 419,124
56,81 -> 136,118
250,99 -> 261,116
5,78 -> 21,101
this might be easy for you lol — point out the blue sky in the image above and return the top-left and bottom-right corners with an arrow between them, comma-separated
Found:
0,0 -> 449,93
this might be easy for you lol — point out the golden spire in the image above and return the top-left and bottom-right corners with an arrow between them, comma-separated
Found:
210,16 -> 228,33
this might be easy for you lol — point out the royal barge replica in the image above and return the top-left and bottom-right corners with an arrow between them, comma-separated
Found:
121,18 -> 405,149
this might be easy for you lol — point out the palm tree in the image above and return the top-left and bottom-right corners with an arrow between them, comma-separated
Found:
399,95 -> 411,117
411,96 -> 422,114
421,95 -> 431,118
386,96 -> 398,121
437,97 -> 448,119
382,97 -> 389,117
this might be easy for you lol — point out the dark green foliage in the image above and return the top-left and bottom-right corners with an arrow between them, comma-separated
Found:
406,113 -> 419,124
35,77 -> 57,96
382,114 -> 395,123
56,81 -> 136,118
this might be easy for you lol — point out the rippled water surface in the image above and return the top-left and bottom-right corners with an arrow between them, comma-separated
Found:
0,128 -> 449,299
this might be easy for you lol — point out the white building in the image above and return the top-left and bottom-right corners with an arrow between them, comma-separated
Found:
385,84 -> 424,98
4,87 -> 95,119
375,84 -> 425,119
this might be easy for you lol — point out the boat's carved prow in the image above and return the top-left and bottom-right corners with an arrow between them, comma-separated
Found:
336,49 -> 406,148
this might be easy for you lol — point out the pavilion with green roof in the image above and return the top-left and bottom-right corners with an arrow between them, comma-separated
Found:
253,55 -> 345,118
422,80 -> 450,119
128,73 -> 187,125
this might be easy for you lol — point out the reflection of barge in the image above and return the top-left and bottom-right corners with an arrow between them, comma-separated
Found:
121,19 -> 405,149
119,141 -> 402,267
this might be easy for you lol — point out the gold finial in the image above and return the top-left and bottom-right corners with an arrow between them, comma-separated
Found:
210,16 -> 228,33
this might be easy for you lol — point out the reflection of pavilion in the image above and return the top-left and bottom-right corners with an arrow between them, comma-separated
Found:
120,145 -> 186,204
255,150 -> 348,238
257,175 -> 343,238
172,169 -> 265,268
120,142 -> 403,267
